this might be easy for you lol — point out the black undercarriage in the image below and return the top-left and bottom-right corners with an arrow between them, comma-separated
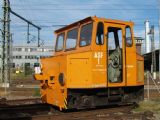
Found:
67,86 -> 144,109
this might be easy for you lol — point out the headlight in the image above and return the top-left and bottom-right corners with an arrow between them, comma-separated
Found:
34,63 -> 42,74
35,66 -> 41,74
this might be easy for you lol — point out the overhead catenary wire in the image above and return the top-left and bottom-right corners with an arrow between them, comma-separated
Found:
12,8 -> 160,11
10,3 -> 158,6
2,0 -> 159,47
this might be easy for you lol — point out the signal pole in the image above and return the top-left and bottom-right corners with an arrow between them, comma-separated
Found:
1,0 -> 11,88
1,0 -> 42,87
158,0 -> 160,80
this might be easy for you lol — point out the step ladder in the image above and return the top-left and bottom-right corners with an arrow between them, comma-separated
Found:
108,88 -> 123,103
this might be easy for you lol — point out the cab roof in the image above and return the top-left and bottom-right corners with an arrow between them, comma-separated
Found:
54,16 -> 134,34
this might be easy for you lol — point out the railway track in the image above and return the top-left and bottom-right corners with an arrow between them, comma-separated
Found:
0,98 -> 42,107
0,98 -> 154,120
32,104 -> 146,120
0,102 -> 138,120
0,98 -> 49,120
0,96 -> 157,120
0,103 -> 51,120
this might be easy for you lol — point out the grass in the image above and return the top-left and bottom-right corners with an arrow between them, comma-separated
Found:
11,72 -> 33,80
133,99 -> 160,113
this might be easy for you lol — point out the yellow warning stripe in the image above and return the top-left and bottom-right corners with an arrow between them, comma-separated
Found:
64,98 -> 67,105
64,97 -> 67,109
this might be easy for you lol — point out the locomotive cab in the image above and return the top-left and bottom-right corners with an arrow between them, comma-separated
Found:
34,16 -> 144,110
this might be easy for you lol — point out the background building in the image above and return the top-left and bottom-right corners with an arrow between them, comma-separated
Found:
11,45 -> 54,69
0,45 -> 54,70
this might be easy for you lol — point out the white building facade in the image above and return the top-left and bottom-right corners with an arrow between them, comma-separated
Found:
0,45 -> 54,69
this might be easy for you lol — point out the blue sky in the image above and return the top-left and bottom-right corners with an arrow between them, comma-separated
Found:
0,0 -> 160,51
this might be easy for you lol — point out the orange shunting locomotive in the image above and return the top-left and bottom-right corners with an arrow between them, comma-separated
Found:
34,16 -> 144,110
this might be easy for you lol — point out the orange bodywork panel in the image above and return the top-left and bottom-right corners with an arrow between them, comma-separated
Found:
36,56 -> 67,110
136,53 -> 144,85
67,52 -> 92,88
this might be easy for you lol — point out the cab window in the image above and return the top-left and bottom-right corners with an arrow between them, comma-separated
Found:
96,22 -> 104,45
55,33 -> 64,51
126,26 -> 132,47
66,28 -> 78,50
80,23 -> 93,47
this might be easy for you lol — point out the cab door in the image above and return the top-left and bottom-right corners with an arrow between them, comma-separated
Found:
105,23 -> 126,87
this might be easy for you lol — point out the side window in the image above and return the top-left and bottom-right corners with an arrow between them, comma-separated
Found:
66,28 -> 78,49
80,23 -> 93,47
96,22 -> 104,45
126,26 -> 132,47
56,33 -> 64,51
118,30 -> 122,48
108,28 -> 122,51
108,32 -> 116,50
